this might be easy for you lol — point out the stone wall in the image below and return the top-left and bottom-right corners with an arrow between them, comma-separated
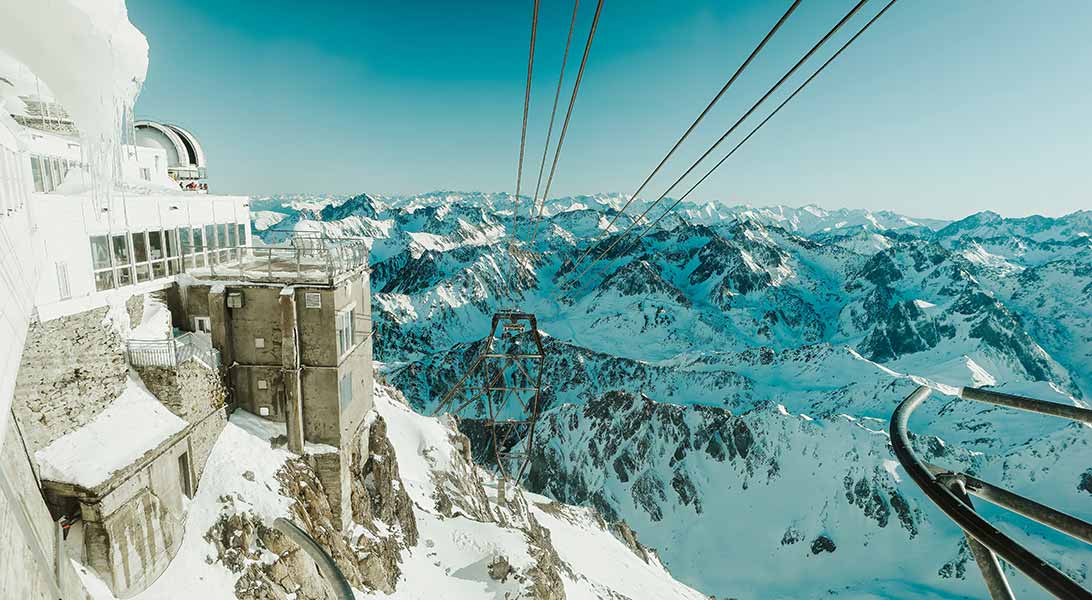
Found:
12,305 -> 128,453
136,360 -> 227,423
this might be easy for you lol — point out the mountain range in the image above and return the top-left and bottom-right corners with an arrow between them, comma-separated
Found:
253,191 -> 1092,599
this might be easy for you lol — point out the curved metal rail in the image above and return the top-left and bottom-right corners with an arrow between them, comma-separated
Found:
891,386 -> 1092,600
273,517 -> 355,600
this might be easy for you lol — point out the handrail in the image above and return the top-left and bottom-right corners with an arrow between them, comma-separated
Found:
272,517 -> 354,600
891,385 -> 1092,600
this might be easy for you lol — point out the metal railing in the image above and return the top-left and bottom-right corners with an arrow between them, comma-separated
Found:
127,332 -> 221,370
891,386 -> 1092,600
272,517 -> 354,600
189,238 -> 367,284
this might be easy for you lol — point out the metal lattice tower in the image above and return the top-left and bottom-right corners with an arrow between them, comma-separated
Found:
434,311 -> 545,489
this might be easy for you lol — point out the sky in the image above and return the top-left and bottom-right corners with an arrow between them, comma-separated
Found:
128,0 -> 1092,220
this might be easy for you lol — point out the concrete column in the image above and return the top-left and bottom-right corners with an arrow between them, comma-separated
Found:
279,288 -> 304,454
207,285 -> 232,368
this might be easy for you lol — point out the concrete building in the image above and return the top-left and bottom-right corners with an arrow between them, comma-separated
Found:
175,235 -> 374,528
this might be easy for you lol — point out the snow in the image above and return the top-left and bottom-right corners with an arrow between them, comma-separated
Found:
35,372 -> 186,489
913,299 -> 937,309
881,459 -> 902,483
129,294 -> 172,340
0,0 -> 148,201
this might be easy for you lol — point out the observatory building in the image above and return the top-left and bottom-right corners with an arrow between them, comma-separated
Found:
134,120 -> 209,192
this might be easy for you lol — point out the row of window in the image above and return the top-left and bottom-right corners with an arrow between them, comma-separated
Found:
30,154 -> 79,194
89,222 -> 248,291
0,147 -> 29,216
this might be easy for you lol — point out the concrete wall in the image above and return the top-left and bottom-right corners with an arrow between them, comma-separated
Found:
1,417 -> 90,600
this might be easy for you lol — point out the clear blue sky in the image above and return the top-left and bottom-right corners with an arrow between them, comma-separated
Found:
129,0 -> 1091,219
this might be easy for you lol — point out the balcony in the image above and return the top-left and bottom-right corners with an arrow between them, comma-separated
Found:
185,235 -> 368,285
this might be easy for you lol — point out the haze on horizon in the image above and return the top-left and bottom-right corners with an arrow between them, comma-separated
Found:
129,0 -> 1092,220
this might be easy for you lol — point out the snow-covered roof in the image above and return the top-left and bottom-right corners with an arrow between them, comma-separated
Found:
35,373 -> 187,490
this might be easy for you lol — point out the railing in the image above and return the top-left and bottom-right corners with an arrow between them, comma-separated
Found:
272,517 -> 354,600
189,238 -> 367,285
891,386 -> 1092,600
127,332 -> 221,370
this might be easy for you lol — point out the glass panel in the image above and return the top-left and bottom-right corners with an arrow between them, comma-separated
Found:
227,223 -> 237,247
166,229 -> 178,257
179,227 -> 192,255
194,253 -> 206,268
31,157 -> 44,192
237,224 -> 246,247
94,270 -> 115,291
168,259 -> 180,275
205,224 -> 216,249
116,266 -> 133,287
148,230 -> 164,260
132,231 -> 148,262
152,261 -> 166,279
90,236 -> 111,270
185,255 -> 195,269
219,224 -> 228,250
112,234 -> 130,266
135,263 -> 151,282
192,227 -> 204,252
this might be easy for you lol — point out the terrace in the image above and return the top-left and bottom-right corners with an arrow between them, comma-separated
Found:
185,233 -> 368,286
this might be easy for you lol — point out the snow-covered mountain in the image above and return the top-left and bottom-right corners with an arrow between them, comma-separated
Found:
255,193 -> 1092,599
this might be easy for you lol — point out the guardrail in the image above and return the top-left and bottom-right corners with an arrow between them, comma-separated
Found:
127,333 -> 221,370
272,517 -> 354,600
192,238 -> 368,285
891,386 -> 1092,600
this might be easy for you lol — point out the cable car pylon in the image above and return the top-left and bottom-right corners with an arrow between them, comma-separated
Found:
433,310 -> 546,502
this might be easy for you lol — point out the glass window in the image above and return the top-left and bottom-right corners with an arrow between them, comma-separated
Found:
30,157 -> 44,192
112,234 -> 130,266
135,263 -> 151,283
192,227 -> 204,252
152,261 -> 166,279
219,224 -> 228,249
205,224 -> 216,249
94,269 -> 115,291
90,236 -> 111,270
166,229 -> 178,258
227,223 -> 236,247
132,231 -> 148,263
237,224 -> 246,247
179,227 -> 192,255
194,253 -> 206,268
337,309 -> 354,357
149,230 -> 164,261
116,266 -> 133,287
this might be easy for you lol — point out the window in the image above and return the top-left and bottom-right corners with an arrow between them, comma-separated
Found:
132,231 -> 148,262
94,269 -> 115,292
193,316 -> 211,333
30,157 -> 45,192
336,308 -> 354,357
192,227 -> 204,252
339,372 -> 353,410
205,224 -> 216,250
55,262 -> 70,299
148,230 -> 164,260
237,223 -> 247,247
112,234 -> 130,265
90,236 -> 111,270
